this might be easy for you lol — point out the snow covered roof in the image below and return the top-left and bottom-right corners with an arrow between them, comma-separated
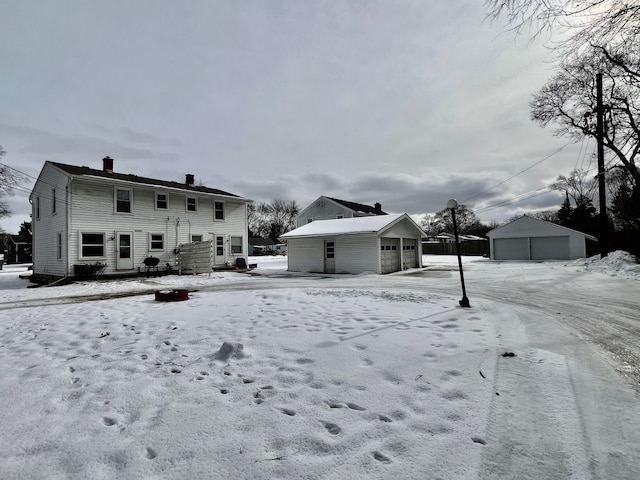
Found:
283,213 -> 423,238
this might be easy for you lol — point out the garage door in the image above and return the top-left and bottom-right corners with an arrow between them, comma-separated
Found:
530,236 -> 570,260
402,239 -> 418,269
493,238 -> 528,260
380,238 -> 400,273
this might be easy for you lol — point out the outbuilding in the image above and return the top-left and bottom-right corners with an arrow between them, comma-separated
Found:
486,215 -> 597,260
282,213 -> 424,274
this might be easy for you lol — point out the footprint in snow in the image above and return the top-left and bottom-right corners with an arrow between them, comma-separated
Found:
373,451 -> 392,464
321,421 -> 341,435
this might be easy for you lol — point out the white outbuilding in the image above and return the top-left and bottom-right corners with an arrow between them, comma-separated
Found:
486,215 -> 598,260
282,213 -> 425,274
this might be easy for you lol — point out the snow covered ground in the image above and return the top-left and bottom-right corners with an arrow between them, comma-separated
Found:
1,253 -> 639,479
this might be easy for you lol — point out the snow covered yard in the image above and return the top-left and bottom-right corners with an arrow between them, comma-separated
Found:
1,254 -> 640,479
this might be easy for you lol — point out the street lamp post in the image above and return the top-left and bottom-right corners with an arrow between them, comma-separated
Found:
447,199 -> 470,308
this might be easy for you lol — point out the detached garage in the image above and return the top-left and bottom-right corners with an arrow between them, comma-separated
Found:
282,213 -> 425,274
487,215 -> 597,261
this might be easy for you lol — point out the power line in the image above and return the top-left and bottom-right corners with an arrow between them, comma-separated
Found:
461,139 -> 575,205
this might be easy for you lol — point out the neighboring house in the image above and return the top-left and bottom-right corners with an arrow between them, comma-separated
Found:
296,196 -> 386,227
248,237 -> 278,256
283,213 -> 424,274
29,157 -> 250,282
486,215 -> 597,261
3,234 -> 32,263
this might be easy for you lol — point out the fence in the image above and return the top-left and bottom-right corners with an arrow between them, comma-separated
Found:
422,240 -> 489,256
177,240 -> 214,275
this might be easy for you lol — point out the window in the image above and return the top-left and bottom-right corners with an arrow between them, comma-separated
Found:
231,236 -> 243,254
216,236 -> 224,256
57,233 -> 62,259
186,196 -> 197,212
336,214 -> 344,219
35,197 -> 40,220
156,193 -> 168,209
116,188 -> 132,213
52,189 -> 57,214
149,233 -> 164,251
214,201 -> 225,220
326,241 -> 335,259
81,233 -> 105,258
306,218 -> 313,224
191,235 -> 203,242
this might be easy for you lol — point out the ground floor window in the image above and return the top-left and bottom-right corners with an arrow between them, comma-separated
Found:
191,234 -> 203,242
57,232 -> 63,259
80,232 -> 105,258
149,233 -> 164,251
231,236 -> 243,254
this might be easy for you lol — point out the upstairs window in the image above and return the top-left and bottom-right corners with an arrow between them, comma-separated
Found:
116,188 -> 132,213
35,197 -> 40,220
186,196 -> 197,212
52,188 -> 57,214
214,201 -> 225,220
156,193 -> 168,209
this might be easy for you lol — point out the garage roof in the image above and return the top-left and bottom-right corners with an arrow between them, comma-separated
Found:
283,213 -> 421,238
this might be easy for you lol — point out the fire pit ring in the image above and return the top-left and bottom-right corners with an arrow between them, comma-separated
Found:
154,289 -> 189,302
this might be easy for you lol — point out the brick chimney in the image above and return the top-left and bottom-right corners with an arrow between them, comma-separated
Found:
103,156 -> 113,173
186,174 -> 195,187
375,202 -> 382,215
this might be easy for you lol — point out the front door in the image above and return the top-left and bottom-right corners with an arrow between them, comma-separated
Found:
214,235 -> 225,265
116,232 -> 134,270
324,240 -> 335,273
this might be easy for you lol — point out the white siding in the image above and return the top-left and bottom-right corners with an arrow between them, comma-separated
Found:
335,234 -> 379,274
32,165 -> 69,277
296,198 -> 354,227
287,238 -> 325,272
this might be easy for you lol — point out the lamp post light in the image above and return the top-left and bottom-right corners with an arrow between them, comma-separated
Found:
447,199 -> 470,308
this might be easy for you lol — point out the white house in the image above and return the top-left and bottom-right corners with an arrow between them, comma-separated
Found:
296,196 -> 385,227
486,215 -> 598,260
283,213 -> 424,274
29,157 -> 250,282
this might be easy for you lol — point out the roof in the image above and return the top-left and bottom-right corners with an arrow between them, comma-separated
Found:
48,161 -> 246,199
325,196 -> 386,215
283,213 -> 423,238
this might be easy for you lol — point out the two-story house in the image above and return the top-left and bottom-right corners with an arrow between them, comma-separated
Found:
296,196 -> 386,227
29,157 -> 250,282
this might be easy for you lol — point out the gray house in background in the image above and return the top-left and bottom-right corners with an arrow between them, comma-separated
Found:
486,215 -> 597,260
283,213 -> 424,274
296,196 -> 386,227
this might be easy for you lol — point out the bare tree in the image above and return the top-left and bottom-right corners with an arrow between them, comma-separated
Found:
550,168 -> 598,207
530,48 -> 640,186
485,0 -> 640,56
248,199 -> 299,242
0,146 -> 26,219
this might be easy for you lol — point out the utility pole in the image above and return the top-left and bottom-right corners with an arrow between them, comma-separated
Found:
596,73 -> 609,258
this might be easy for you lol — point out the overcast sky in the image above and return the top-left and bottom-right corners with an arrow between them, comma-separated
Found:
0,0 -> 594,234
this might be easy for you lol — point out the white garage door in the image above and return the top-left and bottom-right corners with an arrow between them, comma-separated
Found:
493,238 -> 528,260
402,239 -> 418,269
530,236 -> 570,260
380,238 -> 400,273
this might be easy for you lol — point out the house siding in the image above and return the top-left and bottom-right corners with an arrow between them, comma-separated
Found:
296,198 -> 354,227
32,165 -> 69,277
335,234 -> 379,274
287,238 -> 325,272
